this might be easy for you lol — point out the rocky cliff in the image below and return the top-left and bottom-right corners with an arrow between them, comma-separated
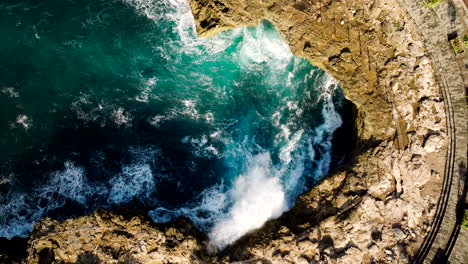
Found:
189,0 -> 431,142
18,0 -> 457,263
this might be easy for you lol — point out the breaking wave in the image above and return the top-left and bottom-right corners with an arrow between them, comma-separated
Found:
0,0 -> 351,249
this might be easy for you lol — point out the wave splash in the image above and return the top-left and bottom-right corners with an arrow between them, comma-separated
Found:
0,0 -> 347,249
0,146 -> 159,239
151,75 -> 343,248
209,153 -> 287,248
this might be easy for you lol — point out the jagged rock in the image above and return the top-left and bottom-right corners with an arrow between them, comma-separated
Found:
26,210 -> 209,264
423,133 -> 444,153
368,173 -> 396,200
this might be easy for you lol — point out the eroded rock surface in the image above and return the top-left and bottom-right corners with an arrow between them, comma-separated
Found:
189,0 -> 441,142
21,0 -> 454,263
26,210 -> 208,264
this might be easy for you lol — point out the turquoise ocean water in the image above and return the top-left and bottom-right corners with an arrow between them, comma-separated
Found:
0,0 -> 352,247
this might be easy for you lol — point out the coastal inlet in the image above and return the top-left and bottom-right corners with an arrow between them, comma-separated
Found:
0,0 -> 353,248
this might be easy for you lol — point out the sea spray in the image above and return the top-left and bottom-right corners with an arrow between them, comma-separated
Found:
0,0 -> 352,246
209,153 -> 288,248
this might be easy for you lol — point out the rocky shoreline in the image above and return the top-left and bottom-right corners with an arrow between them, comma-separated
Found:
2,0 -> 467,263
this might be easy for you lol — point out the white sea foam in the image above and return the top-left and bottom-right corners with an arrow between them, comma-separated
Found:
206,75 -> 343,249
0,0 -> 346,246
148,114 -> 168,127
108,163 -> 155,204
39,162 -> 91,205
111,107 -> 133,127
181,135 -> 220,159
135,77 -> 158,102
14,114 -> 32,130
0,192 -> 41,239
209,153 -> 287,248
1,87 -> 20,98
0,146 -> 162,238
149,183 -> 227,226
123,0 -> 234,56
180,99 -> 201,119
239,23 -> 292,69
279,129 -> 304,165
312,76 -> 343,177
70,94 -> 106,125
0,162 -> 97,238
108,146 -> 159,204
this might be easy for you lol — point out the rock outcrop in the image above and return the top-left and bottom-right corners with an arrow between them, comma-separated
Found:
189,0 -> 435,142
25,210 -> 208,264
19,0 -> 464,263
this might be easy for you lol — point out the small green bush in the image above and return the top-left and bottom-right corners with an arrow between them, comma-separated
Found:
462,210 -> 468,230
463,35 -> 468,47
425,0 -> 441,8
450,38 -> 464,54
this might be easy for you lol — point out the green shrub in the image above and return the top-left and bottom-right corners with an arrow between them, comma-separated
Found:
425,0 -> 441,8
450,38 -> 464,54
462,210 -> 468,230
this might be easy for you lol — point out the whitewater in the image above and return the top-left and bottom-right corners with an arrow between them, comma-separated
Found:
0,0 -> 351,248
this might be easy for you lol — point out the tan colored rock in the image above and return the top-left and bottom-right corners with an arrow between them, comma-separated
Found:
26,210 -> 208,264
368,173 -> 396,200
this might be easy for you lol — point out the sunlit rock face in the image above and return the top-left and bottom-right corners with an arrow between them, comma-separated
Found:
189,0 -> 443,144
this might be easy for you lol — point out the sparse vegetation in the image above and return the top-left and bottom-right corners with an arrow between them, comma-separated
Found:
463,35 -> 468,47
450,37 -> 464,54
393,22 -> 404,31
462,210 -> 468,230
425,0 -> 441,8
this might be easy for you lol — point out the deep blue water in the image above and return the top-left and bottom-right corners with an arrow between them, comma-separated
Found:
0,0 -> 352,247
